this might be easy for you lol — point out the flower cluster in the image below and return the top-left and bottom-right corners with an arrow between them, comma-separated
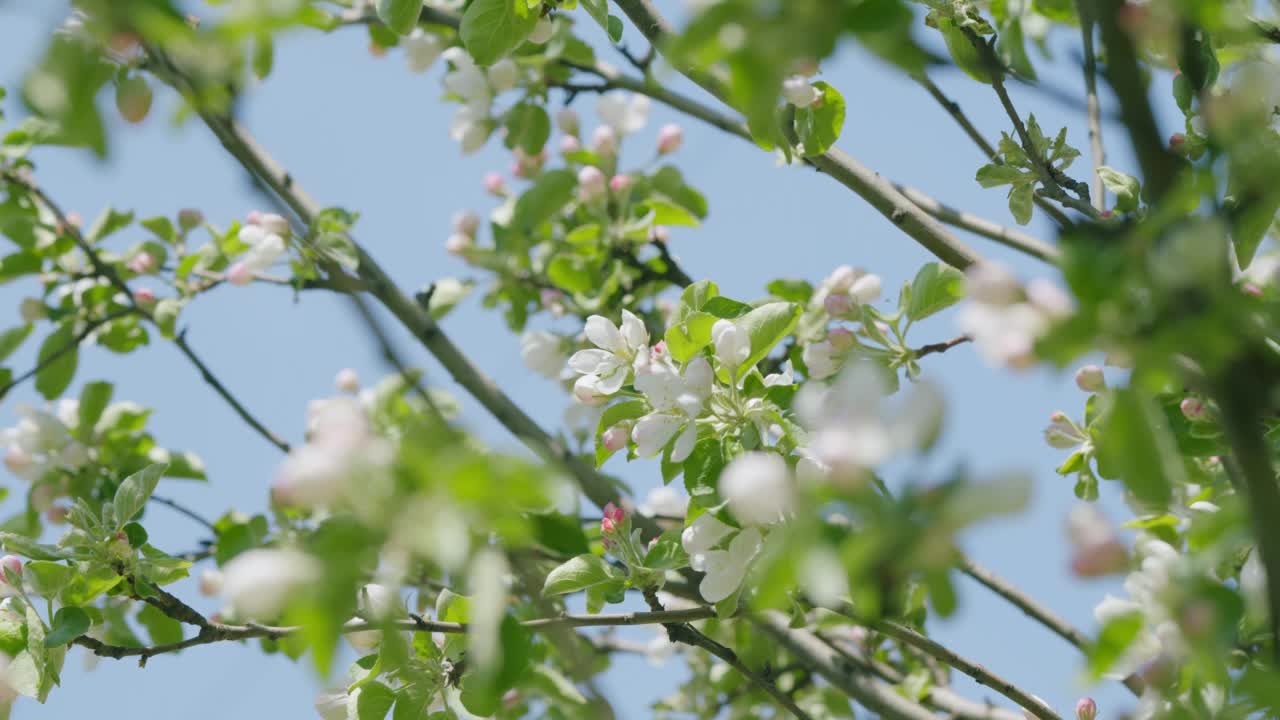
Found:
957,262 -> 1073,368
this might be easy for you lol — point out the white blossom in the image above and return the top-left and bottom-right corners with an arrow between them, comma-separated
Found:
596,92 -> 650,136
632,355 -> 712,462
221,548 -> 320,620
696,526 -> 762,603
404,29 -> 444,73
638,486 -> 689,518
711,319 -> 750,370
520,330 -> 566,380
802,340 -> 839,380
568,311 -> 649,400
720,452 -> 793,526
486,58 -> 519,93
314,689 -> 350,720
2,403 -> 88,483
957,263 -> 1072,369
782,75 -> 820,107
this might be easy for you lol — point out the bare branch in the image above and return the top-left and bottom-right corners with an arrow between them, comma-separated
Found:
910,334 -> 972,359
1076,2 -> 1107,211
0,309 -> 135,401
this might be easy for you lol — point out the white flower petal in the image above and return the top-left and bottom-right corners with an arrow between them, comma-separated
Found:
632,412 -> 683,457
584,315 -> 625,353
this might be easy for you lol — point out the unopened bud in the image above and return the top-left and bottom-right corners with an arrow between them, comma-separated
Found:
827,327 -> 855,351
578,166 -> 606,200
199,569 -> 224,597
602,425 -> 629,452
486,59 -> 518,93
590,126 -> 617,155
258,213 -> 291,237
529,17 -> 555,44
126,252 -> 156,274
824,293 -> 853,317
445,234 -> 473,256
556,108 -> 580,137
0,556 -> 22,581
178,208 -> 204,230
559,135 -> 581,155
782,76 -> 820,108
226,262 -> 254,286
483,172 -> 507,196
657,123 -> 683,155
452,211 -> 480,237
134,287 -> 157,305
609,174 -> 632,193
1181,397 -> 1207,421
1074,365 -> 1106,393
19,298 -> 46,323
334,368 -> 360,393
1075,697 -> 1097,720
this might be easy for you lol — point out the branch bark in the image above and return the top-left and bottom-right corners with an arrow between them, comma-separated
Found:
1076,1 -> 1107,211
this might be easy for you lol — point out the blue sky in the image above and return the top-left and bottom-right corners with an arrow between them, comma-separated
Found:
0,1 -> 1177,717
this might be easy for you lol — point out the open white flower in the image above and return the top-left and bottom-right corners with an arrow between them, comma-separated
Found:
2,404 -> 89,482
520,330 -> 566,379
720,452 -> 793,526
957,263 -> 1073,369
802,340 -> 839,380
404,29 -> 444,73
596,92 -> 650,136
681,512 -> 735,568
221,548 -> 320,620
795,363 -> 942,476
568,311 -> 649,399
632,356 -> 712,462
711,319 -> 750,371
697,526 -> 762,603
442,47 -> 492,111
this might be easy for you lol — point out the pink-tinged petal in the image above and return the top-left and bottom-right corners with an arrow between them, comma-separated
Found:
670,422 -> 698,463
619,309 -> 648,350
632,413 -> 683,457
568,349 -> 614,374
585,315 -> 625,353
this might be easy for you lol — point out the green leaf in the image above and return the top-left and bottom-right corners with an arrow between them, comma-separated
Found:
34,324 -> 79,401
24,561 -> 72,596
580,0 -> 609,31
975,164 -> 1025,188
1008,183 -> 1034,225
0,252 -> 40,284
606,15 -> 624,43
112,463 -> 167,528
532,513 -> 590,556
504,103 -> 551,155
794,82 -> 845,157
675,280 -> 719,323
513,169 -> 576,230
44,607 -> 89,647
1088,611 -> 1144,678
0,324 -> 32,364
643,529 -> 689,570
542,554 -> 623,596
663,311 -> 716,364
376,0 -> 424,35
641,199 -> 700,227
76,381 -> 112,443
152,299 -> 182,340
734,302 -> 802,378
357,681 -> 398,720
0,532 -> 70,561
85,208 -> 134,243
460,0 -> 538,65
1096,166 -> 1140,213
683,437 -> 724,502
547,255 -> 594,294
1093,390 -> 1176,508
140,216 -> 176,244
766,279 -> 814,304
905,263 -> 965,322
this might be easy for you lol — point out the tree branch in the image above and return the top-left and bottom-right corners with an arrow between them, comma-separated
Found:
0,309 -> 136,401
143,50 -> 647,531
172,329 -> 292,453
889,184 -> 1060,262
910,334 -> 972,359
148,495 -> 219,535
912,74 -> 1074,228
1076,1 -> 1107,211
643,590 -> 814,720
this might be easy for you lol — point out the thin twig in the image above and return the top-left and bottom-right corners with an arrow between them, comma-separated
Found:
890,185 -> 1059,262
911,74 -> 1073,228
1077,1 -> 1107,211
643,590 -> 814,720
0,309 -> 135,401
173,330 -> 292,453
149,495 -> 219,535
910,335 -> 972,359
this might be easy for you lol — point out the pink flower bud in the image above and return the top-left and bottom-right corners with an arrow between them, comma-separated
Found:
246,210 -> 264,226
1169,133 -> 1186,149
1074,365 -> 1106,393
178,208 -> 203,230
591,126 -> 617,155
452,211 -> 480,237
609,174 -> 632,193
1100,209 -> 1115,219
1243,282 -> 1264,297
3,447 -> 31,475
578,166 -> 606,200
540,288 -> 564,308
827,326 -> 855,351
445,234 -> 473,256
134,287 -> 157,305
1071,540 -> 1128,577
650,226 -> 670,243
824,293 -> 853,316
126,252 -> 156,274
1075,697 -> 1097,720
657,123 -> 683,154
334,368 -> 360,393
483,172 -> 507,196
0,555 -> 21,584
601,502 -> 625,535
602,425 -> 629,452
226,261 -> 254,286
1181,397 -> 1206,421
600,516 -> 616,534
258,213 -> 291,237
559,135 -> 582,155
